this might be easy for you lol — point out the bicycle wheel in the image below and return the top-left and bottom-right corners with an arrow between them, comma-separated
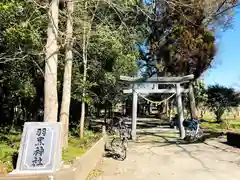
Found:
184,135 -> 191,142
184,134 -> 196,143
111,137 -> 122,151
119,143 -> 127,161
197,128 -> 204,138
197,129 -> 205,142
111,137 -> 127,161
122,137 -> 128,149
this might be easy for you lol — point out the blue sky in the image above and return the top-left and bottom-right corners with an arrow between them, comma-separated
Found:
204,13 -> 240,90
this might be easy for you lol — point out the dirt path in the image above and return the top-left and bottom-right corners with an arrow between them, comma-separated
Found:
89,129 -> 240,180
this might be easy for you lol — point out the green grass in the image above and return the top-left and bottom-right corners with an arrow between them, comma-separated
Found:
0,129 -> 101,172
200,113 -> 240,132
201,122 -> 225,132
62,131 -> 101,164
201,119 -> 240,132
0,131 -> 21,172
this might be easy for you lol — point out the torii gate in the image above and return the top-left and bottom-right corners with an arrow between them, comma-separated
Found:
120,74 -> 197,140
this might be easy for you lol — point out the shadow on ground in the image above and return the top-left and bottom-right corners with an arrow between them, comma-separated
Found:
136,120 -> 170,129
133,130 -> 238,171
135,130 -> 225,146
103,146 -> 127,161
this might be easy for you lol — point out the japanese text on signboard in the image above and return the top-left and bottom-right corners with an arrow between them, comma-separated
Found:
32,128 -> 46,167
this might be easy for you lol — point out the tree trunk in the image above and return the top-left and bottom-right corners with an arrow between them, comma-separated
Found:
60,0 -> 74,148
188,82 -> 198,119
44,0 -> 59,122
79,0 -> 100,137
80,101 -> 86,138
104,103 -> 107,126
168,100 -> 172,122
79,1 -> 88,138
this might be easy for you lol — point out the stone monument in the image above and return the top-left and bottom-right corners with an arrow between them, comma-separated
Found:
11,122 -> 62,174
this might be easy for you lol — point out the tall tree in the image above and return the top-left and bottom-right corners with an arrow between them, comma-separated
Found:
60,0 -> 74,148
139,0 -> 239,78
79,1 -> 88,138
149,0 -> 216,78
0,0 -> 47,127
74,0 -> 100,138
193,80 -> 208,117
0,0 -> 146,136
72,0 -> 146,137
44,0 -> 59,122
206,85 -> 240,122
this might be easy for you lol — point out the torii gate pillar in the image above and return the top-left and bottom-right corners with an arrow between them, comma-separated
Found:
176,83 -> 185,138
131,84 -> 138,140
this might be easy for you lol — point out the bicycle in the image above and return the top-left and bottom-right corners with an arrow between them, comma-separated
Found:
183,119 -> 204,142
110,117 -> 130,161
